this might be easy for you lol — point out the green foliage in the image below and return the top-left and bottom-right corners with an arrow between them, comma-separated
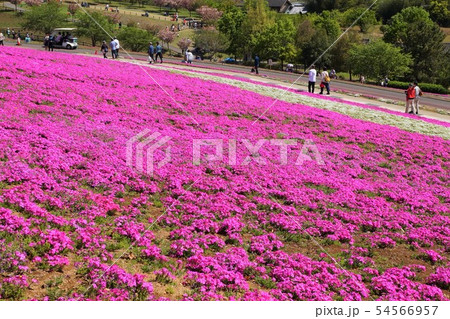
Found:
22,3 -> 67,34
329,30 -> 360,72
428,0 -> 450,27
314,11 -> 341,40
218,6 -> 245,57
343,8 -> 378,33
194,28 -> 229,59
375,0 -> 431,24
253,17 -> 297,65
241,0 -> 275,58
76,11 -> 114,47
0,282 -> 25,300
296,18 -> 332,68
119,27 -> 155,52
348,39 -> 412,80
382,7 -> 447,84
305,0 -> 374,13
388,81 -> 450,94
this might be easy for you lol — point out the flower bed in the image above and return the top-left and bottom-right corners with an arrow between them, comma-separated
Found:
0,47 -> 448,301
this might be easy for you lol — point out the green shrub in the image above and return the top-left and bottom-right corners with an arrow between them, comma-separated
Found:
388,81 -> 449,94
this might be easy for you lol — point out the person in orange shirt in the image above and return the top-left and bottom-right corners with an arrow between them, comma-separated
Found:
405,83 -> 416,113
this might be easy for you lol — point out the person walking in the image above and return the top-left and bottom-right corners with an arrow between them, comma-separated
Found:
109,38 -> 117,59
359,75 -> 365,84
413,81 -> 422,115
254,54 -> 260,75
48,35 -> 54,51
114,37 -> 120,58
186,50 -> 194,64
320,67 -> 331,95
405,83 -> 416,113
101,41 -> 108,58
155,42 -> 163,63
0,33 -> 4,46
6,28 -> 10,38
148,42 -> 155,63
44,34 -> 49,51
308,65 -> 317,93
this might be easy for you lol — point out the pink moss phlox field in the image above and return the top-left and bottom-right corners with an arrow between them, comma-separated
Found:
166,65 -> 450,128
0,47 -> 449,301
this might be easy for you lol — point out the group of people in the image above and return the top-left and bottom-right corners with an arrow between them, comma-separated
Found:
5,28 -> 34,44
308,65 -> 332,95
405,81 -> 423,114
147,42 -> 164,63
43,35 -> 55,51
100,37 -> 120,59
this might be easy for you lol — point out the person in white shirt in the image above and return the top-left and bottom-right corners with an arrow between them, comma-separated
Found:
413,81 -> 422,115
109,39 -> 116,59
187,50 -> 194,64
308,65 -> 317,93
320,66 -> 330,95
114,37 -> 120,58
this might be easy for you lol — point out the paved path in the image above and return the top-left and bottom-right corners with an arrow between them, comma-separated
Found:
2,40 -> 450,123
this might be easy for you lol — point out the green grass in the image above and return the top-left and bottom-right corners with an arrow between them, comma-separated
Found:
0,11 -> 25,30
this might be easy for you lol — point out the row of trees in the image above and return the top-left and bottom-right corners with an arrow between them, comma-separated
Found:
190,0 -> 449,86
17,1 -> 450,86
304,0 -> 450,27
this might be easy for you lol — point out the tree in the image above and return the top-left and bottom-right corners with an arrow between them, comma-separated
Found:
296,15 -> 339,70
217,6 -> 245,58
119,27 -> 155,52
177,37 -> 192,54
158,29 -> 176,50
196,5 -> 223,26
382,7 -> 446,82
305,0 -> 374,13
428,0 -> 450,27
11,0 -> 22,12
76,11 -> 115,47
194,27 -> 229,60
253,17 -> 297,68
348,39 -> 412,80
22,2 -> 67,34
24,0 -> 41,6
241,0 -> 275,60
314,11 -> 341,41
329,30 -> 360,78
343,8 -> 377,33
68,3 -> 78,22
375,0 -> 427,24
181,0 -> 200,16
299,28 -> 332,70
166,0 -> 184,12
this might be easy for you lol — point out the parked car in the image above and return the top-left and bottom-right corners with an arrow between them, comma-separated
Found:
223,57 -> 236,64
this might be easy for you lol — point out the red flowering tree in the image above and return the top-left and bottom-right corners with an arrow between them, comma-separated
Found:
158,28 -> 176,51
24,0 -> 42,6
177,37 -> 192,54
68,3 -> 78,22
196,5 -> 222,26
181,0 -> 198,16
